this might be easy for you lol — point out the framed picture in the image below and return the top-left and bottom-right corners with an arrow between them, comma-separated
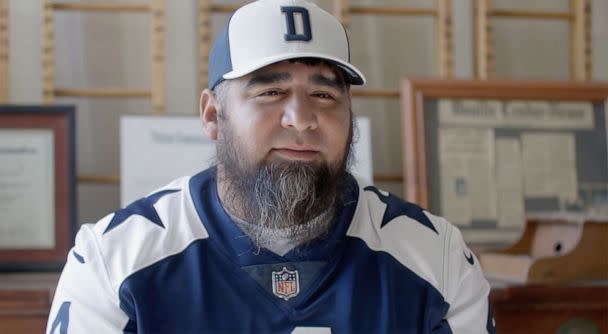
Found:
400,79 -> 608,246
0,105 -> 76,271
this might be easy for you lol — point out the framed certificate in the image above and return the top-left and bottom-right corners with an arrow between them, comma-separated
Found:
0,105 -> 76,271
400,80 -> 608,246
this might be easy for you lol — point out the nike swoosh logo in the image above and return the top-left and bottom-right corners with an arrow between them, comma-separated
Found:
464,251 -> 475,265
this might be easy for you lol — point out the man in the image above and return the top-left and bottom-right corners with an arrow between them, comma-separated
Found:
48,0 -> 495,333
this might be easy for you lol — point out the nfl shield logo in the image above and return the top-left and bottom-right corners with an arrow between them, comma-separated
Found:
272,267 -> 300,301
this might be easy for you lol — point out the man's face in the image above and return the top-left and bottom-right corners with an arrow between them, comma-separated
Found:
202,60 -> 354,250
218,60 -> 352,172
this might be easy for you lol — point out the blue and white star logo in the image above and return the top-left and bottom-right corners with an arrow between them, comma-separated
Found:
103,189 -> 180,235
364,186 -> 438,234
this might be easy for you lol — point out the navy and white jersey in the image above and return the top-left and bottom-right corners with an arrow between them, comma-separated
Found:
47,168 -> 495,333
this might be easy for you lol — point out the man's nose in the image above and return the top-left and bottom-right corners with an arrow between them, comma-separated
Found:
280,93 -> 318,131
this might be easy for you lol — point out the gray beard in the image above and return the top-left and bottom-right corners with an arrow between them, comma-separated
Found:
219,161 -> 343,254
216,117 -> 353,253
232,205 -> 336,255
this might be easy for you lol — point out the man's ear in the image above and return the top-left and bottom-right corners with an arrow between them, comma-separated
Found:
200,88 -> 219,141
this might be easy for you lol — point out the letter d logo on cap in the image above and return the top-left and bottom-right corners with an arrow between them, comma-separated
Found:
281,7 -> 312,41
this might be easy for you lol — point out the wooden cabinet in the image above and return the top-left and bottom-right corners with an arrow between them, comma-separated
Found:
0,274 -> 58,333
491,284 -> 608,333
0,290 -> 51,332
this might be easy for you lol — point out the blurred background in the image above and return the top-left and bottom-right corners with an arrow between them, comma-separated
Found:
3,0 -> 606,225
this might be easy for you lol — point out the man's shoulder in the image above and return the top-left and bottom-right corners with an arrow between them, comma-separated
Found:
347,180 -> 461,293
78,175 -> 210,291
349,181 -> 454,238
94,176 -> 194,233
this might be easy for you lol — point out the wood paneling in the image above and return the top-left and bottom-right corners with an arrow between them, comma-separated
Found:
491,284 -> 608,333
0,274 -> 59,333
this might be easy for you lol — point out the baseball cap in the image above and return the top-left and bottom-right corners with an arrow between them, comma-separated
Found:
208,0 -> 366,89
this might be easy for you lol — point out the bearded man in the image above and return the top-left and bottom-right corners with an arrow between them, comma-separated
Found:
48,0 -> 495,333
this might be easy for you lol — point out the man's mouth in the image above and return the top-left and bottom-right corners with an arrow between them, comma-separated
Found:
271,147 -> 320,161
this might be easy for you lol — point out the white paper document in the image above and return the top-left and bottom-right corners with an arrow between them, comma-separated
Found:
351,117 -> 373,184
438,128 -> 497,226
522,133 -> 578,202
438,99 -> 503,127
504,101 -> 594,129
495,138 -> 525,229
120,116 -> 216,206
0,129 -> 55,249
439,99 -> 594,130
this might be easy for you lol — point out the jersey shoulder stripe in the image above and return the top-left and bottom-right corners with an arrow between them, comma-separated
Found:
85,176 -> 209,292
347,180 -> 464,302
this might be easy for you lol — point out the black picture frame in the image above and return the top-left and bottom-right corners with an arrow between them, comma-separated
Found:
0,105 -> 76,271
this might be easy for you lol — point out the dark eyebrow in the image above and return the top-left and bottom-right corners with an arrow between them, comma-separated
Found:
310,74 -> 345,92
245,72 -> 291,89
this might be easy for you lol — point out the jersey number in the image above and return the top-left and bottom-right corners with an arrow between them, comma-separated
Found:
49,301 -> 71,334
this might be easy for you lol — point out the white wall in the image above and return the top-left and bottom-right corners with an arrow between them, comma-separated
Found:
6,0 -> 608,223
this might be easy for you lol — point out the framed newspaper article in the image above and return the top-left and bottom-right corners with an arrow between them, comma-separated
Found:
0,105 -> 76,271
401,79 -> 608,246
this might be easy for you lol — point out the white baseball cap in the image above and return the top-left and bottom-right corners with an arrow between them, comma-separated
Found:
208,0 -> 366,89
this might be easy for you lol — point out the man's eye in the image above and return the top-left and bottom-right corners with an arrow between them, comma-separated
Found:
259,90 -> 282,97
313,92 -> 334,100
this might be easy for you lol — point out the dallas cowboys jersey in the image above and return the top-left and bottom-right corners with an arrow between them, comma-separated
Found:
47,168 -> 496,333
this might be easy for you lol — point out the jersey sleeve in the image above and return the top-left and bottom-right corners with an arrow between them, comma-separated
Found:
444,225 -> 496,334
46,224 -> 130,334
